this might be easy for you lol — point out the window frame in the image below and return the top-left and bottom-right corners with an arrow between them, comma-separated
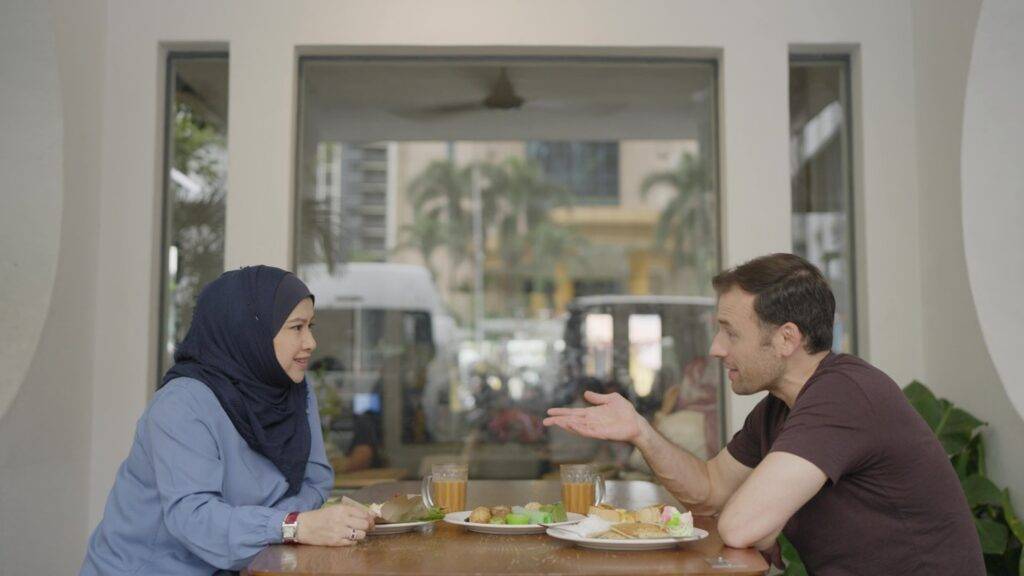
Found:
156,51 -> 230,387
789,54 -> 858,354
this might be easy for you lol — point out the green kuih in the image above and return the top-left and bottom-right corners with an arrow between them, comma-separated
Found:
504,513 -> 530,525
549,502 -> 567,523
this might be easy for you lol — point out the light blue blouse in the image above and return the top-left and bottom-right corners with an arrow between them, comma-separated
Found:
81,377 -> 333,575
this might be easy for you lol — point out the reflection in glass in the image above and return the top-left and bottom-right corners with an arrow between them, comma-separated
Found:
790,58 -> 856,352
295,59 -> 722,479
629,314 -> 662,397
158,55 -> 229,381
584,314 -> 614,380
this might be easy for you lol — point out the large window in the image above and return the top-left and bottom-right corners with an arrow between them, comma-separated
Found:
789,56 -> 856,353
295,58 -> 721,479
158,54 -> 229,380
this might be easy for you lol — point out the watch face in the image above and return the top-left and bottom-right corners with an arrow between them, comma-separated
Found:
283,511 -> 300,541
283,523 -> 298,540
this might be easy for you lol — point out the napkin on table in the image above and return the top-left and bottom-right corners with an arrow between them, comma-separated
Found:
554,515 -> 613,538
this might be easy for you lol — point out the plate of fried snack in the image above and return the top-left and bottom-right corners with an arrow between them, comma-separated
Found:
323,494 -> 445,535
444,502 -> 585,535
545,503 -> 708,550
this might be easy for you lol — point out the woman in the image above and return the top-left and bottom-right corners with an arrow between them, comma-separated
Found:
81,266 -> 373,575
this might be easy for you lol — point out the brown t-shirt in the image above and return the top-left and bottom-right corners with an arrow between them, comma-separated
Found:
727,353 -> 984,576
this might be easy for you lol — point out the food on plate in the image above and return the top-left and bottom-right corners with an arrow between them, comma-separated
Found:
602,522 -> 670,539
462,502 -> 568,525
637,505 -> 663,524
659,506 -> 693,538
588,503 -> 637,523
580,504 -> 694,539
323,494 -> 444,525
505,513 -> 530,525
468,507 -> 491,524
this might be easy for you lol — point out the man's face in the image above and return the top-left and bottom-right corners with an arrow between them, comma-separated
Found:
709,288 -> 785,395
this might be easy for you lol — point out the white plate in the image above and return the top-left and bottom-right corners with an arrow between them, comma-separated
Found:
370,519 -> 439,535
545,526 -> 709,550
443,511 -> 585,535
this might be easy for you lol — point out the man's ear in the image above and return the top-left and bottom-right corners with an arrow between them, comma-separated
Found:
775,322 -> 804,357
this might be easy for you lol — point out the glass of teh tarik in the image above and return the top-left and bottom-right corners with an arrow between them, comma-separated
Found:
421,463 -> 468,512
560,463 -> 606,515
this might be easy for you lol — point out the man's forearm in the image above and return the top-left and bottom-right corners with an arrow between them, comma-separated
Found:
633,419 -> 717,512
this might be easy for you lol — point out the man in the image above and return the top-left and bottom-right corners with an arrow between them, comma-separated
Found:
545,253 -> 983,575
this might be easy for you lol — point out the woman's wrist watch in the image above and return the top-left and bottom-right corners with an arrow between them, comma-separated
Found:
282,511 -> 300,544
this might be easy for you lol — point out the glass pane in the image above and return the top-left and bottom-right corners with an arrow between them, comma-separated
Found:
296,58 -> 722,479
628,314 -> 661,397
526,142 -> 619,204
789,58 -> 856,353
158,55 -> 229,381
584,314 -> 614,379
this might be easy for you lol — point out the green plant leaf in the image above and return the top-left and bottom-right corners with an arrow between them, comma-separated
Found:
778,534 -> 808,576
977,436 -> 987,478
960,433 -> 985,479
943,407 -> 985,437
922,392 -> 985,458
976,517 -> 1009,555
904,381 -> 942,431
953,451 -> 970,481
1003,489 -> 1024,545
940,434 -> 970,456
962,475 -> 1003,508
782,561 -> 809,576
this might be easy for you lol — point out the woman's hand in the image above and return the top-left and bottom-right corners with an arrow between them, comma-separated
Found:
295,504 -> 375,546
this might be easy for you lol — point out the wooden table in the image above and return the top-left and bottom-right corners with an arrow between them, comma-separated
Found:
246,480 -> 768,576
333,467 -> 409,490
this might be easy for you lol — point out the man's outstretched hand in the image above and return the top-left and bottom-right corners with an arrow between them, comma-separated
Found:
543,391 -> 646,444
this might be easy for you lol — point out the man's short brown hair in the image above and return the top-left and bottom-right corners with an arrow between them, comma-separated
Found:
712,253 -> 835,353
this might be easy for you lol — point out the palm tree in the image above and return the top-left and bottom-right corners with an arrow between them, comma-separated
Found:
478,156 -> 579,313
640,152 -> 716,293
297,195 -> 342,272
400,155 -> 583,318
395,213 -> 446,281
403,159 -> 475,294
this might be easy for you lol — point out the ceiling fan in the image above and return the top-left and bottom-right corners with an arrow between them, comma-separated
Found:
391,67 -> 623,120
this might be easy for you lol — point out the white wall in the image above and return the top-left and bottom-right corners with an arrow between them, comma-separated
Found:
2,1 -> 1019,572
89,5 -> 930,519
0,0 -> 63,421
0,0 -> 105,573
913,0 -> 1024,503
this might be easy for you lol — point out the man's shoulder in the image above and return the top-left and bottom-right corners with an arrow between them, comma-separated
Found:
820,352 -> 888,376
810,354 -> 899,394
795,354 -> 906,422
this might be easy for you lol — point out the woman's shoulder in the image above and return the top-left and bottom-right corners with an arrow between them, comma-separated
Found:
149,376 -> 221,421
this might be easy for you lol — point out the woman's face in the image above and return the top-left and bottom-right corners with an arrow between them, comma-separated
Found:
273,297 -> 317,383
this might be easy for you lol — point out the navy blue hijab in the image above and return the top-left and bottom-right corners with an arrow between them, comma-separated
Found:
164,266 -> 313,496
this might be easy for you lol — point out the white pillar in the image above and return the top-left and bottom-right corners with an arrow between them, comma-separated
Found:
718,40 -> 793,436
225,31 -> 295,270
